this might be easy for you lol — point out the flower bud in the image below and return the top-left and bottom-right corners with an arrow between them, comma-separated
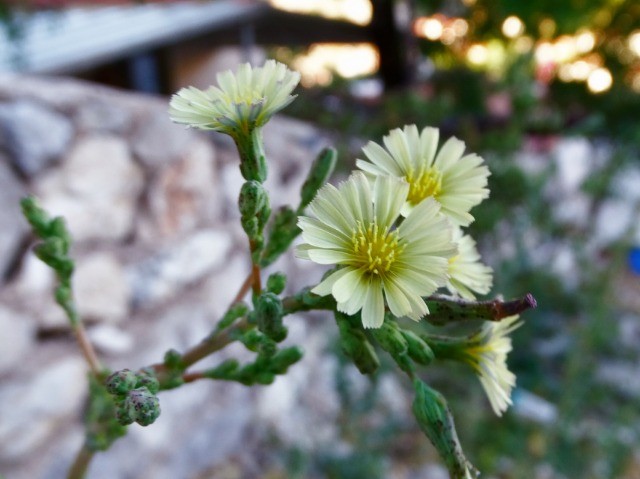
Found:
260,206 -> 299,267
269,346 -> 303,374
412,380 -> 478,479
401,330 -> 435,365
135,369 -> 160,395
218,302 -> 250,330
239,181 -> 270,227
299,147 -> 337,209
266,272 -> 287,295
371,320 -> 408,357
125,388 -> 161,427
20,196 -> 50,237
335,312 -> 380,374
114,397 -> 136,426
105,369 -> 138,396
255,292 -> 287,342
163,349 -> 184,370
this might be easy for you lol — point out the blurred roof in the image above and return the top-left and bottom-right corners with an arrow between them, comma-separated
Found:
0,0 -> 266,73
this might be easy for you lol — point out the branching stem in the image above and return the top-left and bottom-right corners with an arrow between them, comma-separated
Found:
250,260 -> 262,296
67,443 -> 94,479
180,318 -> 249,369
73,323 -> 102,376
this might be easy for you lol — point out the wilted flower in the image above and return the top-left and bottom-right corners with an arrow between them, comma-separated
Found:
466,315 -> 521,416
356,125 -> 490,226
296,172 -> 456,328
169,60 -> 300,136
430,315 -> 521,416
447,227 -> 493,299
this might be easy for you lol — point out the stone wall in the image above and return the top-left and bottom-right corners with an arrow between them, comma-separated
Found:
0,75 -> 379,479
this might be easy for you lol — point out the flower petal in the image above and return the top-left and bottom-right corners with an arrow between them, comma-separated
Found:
361,278 -> 385,328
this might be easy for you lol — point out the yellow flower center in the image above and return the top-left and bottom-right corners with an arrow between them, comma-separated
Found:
351,221 -> 403,276
406,165 -> 443,205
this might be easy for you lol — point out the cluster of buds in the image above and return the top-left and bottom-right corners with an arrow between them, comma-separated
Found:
105,369 -> 161,427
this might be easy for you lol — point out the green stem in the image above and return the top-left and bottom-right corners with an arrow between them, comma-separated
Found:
66,443 -> 94,479
250,251 -> 262,296
73,324 -> 102,377
153,318 -> 251,385
281,288 -> 336,315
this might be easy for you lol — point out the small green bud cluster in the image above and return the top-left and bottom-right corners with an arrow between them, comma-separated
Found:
335,312 -> 434,377
105,369 -> 161,427
371,318 -> 435,376
239,181 -> 271,262
21,196 -> 78,325
204,344 -> 303,386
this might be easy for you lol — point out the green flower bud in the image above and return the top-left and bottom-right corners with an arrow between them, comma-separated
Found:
255,372 -> 275,385
371,320 -> 408,357
259,337 -> 278,358
163,349 -> 184,370
266,272 -> 287,295
114,397 -> 136,426
49,217 -> 71,252
105,369 -> 138,396
269,346 -> 303,374
335,312 -> 380,374
135,369 -> 160,395
239,181 -> 270,227
255,292 -> 287,342
217,302 -> 250,330
125,388 -> 161,427
20,196 -> 50,237
205,359 -> 240,379
412,380 -> 478,479
401,330 -> 435,365
239,329 -> 264,352
299,147 -> 337,209
260,206 -> 299,267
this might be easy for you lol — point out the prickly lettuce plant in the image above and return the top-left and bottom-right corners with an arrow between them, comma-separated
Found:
22,60 -> 536,479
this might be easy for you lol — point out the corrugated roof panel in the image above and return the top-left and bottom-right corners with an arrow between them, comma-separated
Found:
0,1 -> 264,73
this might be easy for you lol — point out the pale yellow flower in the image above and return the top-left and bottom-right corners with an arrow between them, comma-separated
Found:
462,315 -> 521,416
296,172 -> 456,328
447,227 -> 493,300
169,60 -> 300,135
356,125 -> 490,226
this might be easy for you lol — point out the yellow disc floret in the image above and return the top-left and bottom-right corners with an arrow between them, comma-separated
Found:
406,165 -> 443,205
351,221 -> 404,276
